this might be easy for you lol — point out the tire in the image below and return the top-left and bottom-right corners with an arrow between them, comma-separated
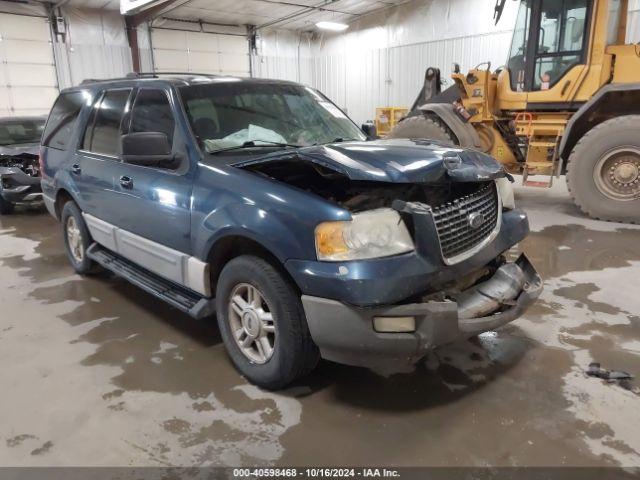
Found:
0,190 -> 14,215
386,113 -> 458,145
61,201 -> 99,274
566,115 -> 640,224
215,255 -> 319,389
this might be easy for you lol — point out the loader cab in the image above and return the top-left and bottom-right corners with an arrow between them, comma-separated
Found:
506,0 -> 592,95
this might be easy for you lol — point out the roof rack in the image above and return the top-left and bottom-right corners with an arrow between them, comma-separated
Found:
126,71 -> 220,78
79,72 -> 220,85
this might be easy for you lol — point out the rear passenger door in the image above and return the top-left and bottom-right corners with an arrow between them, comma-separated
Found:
109,87 -> 193,254
75,88 -> 132,225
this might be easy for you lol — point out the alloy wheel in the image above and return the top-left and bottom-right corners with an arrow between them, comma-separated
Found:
227,283 -> 276,364
66,216 -> 84,263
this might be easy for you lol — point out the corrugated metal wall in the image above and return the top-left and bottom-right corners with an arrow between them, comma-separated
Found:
54,7 -> 132,89
253,33 -> 512,124
303,29 -> 513,124
252,0 -> 517,124
253,0 -> 640,125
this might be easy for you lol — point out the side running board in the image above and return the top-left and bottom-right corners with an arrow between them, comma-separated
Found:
86,243 -> 216,320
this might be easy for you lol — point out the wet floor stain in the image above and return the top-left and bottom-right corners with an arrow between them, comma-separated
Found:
0,187 -> 639,467
30,441 -> 53,456
6,434 -> 37,448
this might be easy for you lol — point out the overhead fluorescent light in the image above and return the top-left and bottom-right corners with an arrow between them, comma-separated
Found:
316,21 -> 349,32
120,0 -> 164,15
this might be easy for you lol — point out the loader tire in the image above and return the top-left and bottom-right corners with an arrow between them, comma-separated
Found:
386,113 -> 458,145
566,115 -> 640,224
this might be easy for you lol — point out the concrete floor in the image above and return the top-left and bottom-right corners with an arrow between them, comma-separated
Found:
0,179 -> 639,468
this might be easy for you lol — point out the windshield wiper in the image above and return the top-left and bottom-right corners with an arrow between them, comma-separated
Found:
329,137 -> 361,143
208,140 -> 302,155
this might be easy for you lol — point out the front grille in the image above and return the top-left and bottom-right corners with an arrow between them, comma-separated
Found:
431,183 -> 500,261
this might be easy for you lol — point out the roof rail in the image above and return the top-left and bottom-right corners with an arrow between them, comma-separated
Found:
78,72 -> 222,86
126,71 -> 220,78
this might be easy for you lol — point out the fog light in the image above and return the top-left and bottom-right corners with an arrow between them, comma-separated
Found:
373,316 -> 416,333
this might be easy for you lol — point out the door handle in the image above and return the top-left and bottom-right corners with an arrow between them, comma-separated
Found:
71,164 -> 81,175
119,175 -> 133,189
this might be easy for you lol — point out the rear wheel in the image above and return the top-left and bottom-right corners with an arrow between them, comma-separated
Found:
61,201 -> 99,274
567,116 -> 640,223
386,113 -> 458,145
215,255 -> 319,389
0,189 -> 14,215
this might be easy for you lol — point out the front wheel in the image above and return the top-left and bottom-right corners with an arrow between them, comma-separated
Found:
215,255 -> 319,389
567,115 -> 640,224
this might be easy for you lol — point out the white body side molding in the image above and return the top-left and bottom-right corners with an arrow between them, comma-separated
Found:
83,213 -> 211,297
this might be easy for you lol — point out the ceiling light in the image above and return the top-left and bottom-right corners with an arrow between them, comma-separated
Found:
316,21 -> 349,31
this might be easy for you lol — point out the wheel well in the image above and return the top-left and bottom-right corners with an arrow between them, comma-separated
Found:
207,236 -> 295,293
54,189 -> 74,220
562,89 -> 640,159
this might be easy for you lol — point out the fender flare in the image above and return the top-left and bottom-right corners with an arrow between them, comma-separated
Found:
559,82 -> 640,159
417,103 -> 482,149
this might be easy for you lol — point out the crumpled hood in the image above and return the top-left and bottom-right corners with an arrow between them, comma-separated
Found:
0,143 -> 40,157
233,138 -> 505,183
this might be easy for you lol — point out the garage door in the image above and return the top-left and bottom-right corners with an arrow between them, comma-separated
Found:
0,13 -> 58,116
151,29 -> 249,77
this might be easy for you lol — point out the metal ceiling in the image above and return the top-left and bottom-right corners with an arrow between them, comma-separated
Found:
161,0 -> 411,30
36,0 -> 412,31
49,0 -> 121,9
55,0 -> 410,30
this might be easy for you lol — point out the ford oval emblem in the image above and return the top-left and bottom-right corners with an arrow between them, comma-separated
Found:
468,212 -> 485,229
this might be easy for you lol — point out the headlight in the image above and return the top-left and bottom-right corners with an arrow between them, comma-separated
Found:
315,208 -> 414,261
496,177 -> 515,209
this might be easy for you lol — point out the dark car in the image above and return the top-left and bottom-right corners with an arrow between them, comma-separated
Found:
0,116 -> 46,214
40,74 -> 542,389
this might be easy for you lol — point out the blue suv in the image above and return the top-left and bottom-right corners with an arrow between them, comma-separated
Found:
41,74 -> 541,389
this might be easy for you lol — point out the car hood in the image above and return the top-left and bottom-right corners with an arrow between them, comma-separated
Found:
232,138 -> 505,183
0,143 -> 40,156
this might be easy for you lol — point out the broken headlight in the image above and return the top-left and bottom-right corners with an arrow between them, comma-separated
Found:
496,177 -> 515,209
315,208 -> 414,261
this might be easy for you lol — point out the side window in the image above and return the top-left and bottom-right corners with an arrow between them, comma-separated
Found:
130,89 -> 176,146
534,0 -> 588,91
82,89 -> 131,156
42,91 -> 86,150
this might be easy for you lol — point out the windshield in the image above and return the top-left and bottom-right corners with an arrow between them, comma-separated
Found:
0,118 -> 45,146
179,82 -> 366,153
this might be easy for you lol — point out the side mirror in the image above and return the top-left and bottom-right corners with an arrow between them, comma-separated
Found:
361,122 -> 378,140
121,132 -> 174,166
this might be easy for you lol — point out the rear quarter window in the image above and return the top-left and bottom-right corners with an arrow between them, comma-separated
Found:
42,91 -> 87,151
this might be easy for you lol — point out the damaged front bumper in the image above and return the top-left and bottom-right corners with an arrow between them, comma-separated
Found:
0,167 -> 42,203
301,254 -> 542,368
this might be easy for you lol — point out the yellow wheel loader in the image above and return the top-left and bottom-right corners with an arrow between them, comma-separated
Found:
388,0 -> 640,223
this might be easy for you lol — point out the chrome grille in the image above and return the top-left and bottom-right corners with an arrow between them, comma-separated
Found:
431,183 -> 500,261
